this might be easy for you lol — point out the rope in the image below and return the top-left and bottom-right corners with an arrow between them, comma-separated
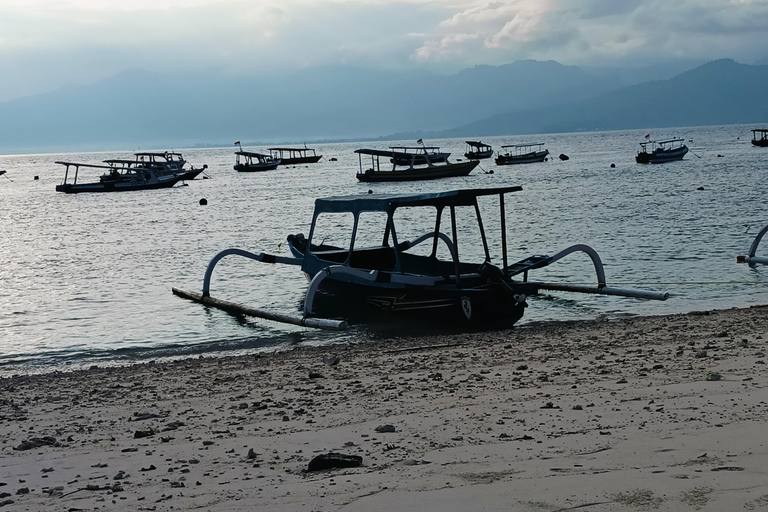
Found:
535,280 -> 768,286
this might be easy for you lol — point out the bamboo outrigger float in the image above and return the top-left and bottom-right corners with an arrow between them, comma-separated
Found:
174,186 -> 667,330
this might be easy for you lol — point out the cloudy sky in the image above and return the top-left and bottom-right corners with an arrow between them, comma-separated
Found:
1,0 -> 767,102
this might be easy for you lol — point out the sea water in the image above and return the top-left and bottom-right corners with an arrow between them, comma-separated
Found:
1,124 -> 767,375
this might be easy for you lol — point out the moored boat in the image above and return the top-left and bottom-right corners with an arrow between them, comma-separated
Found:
268,147 -> 322,165
55,161 -> 183,193
234,151 -> 281,172
464,141 -> 493,160
104,152 -> 207,181
389,144 -> 450,165
175,187 -> 668,329
752,129 -> 768,147
495,143 -> 549,165
355,148 -> 477,182
635,138 -> 688,163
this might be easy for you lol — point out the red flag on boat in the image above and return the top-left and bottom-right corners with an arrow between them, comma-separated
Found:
644,134 -> 650,139
234,141 -> 241,145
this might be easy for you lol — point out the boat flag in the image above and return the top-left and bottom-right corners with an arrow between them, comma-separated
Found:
644,134 -> 650,139
234,141 -> 241,145
417,139 -> 423,144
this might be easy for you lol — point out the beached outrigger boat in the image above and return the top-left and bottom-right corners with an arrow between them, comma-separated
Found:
103,152 -> 207,181
495,143 -> 549,165
355,148 -> 477,182
752,129 -> 768,148
55,161 -> 183,193
464,141 -> 493,160
268,147 -> 322,165
635,138 -> 688,163
389,145 -> 450,165
173,187 -> 667,330
234,151 -> 281,172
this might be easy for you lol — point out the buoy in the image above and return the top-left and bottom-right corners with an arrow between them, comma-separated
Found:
199,198 -> 208,205
610,164 -> 615,168
559,154 -> 569,161
34,176 -> 39,180
368,189 -> 373,194
697,186 -> 705,191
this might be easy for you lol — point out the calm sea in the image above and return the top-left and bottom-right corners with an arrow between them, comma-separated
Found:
1,125 -> 767,375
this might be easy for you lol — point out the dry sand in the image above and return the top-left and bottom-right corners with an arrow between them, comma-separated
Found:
2,305 -> 768,511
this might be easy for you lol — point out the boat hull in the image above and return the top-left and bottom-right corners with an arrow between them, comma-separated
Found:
495,150 -> 549,165
636,145 -> 688,163
55,176 -> 182,193
752,139 -> 768,148
464,150 -> 493,160
234,162 -> 280,172
356,161 -> 478,182
308,276 -> 527,327
281,155 -> 322,165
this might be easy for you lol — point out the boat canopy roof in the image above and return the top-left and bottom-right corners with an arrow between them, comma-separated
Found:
465,141 -> 491,148
500,142 -> 544,149
269,147 -> 315,152
235,150 -> 271,158
656,138 -> 685,144
314,186 -> 523,214
752,129 -> 768,134
389,146 -> 442,151
135,152 -> 182,157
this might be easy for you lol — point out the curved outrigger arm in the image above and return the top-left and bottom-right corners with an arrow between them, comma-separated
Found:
202,248 -> 302,297
509,244 -> 668,301
737,224 -> 768,265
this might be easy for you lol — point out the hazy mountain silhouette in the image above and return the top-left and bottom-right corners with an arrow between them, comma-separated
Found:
0,58 -> 765,153
421,59 -> 768,139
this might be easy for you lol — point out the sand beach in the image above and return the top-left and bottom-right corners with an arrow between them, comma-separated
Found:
2,305 -> 768,511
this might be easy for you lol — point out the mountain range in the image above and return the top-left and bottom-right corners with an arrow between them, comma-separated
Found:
0,58 -> 765,153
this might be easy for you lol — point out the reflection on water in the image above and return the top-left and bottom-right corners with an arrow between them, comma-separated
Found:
1,124 -> 767,374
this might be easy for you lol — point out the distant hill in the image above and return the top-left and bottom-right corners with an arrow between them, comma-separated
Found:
424,59 -> 768,139
0,58 -> 766,153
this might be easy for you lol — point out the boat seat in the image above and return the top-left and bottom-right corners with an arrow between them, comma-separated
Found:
506,254 -> 551,276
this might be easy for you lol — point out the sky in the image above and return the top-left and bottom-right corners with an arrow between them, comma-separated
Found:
1,0 -> 768,102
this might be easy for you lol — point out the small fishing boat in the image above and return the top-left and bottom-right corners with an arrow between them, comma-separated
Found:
388,145 -> 450,165
355,148 -> 477,182
751,129 -> 768,148
495,143 -> 549,165
104,152 -> 207,181
268,147 -> 322,165
55,161 -> 183,193
174,187 -> 667,330
635,138 -> 688,163
464,141 -> 493,160
234,151 -> 281,172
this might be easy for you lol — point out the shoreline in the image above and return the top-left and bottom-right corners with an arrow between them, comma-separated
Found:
2,304 -> 768,511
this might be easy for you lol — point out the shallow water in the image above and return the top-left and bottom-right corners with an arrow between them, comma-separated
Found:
1,125 -> 767,375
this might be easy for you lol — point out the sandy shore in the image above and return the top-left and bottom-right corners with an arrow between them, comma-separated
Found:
2,305 -> 768,511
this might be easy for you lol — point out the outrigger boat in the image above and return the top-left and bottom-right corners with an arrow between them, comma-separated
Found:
55,160 -> 183,193
234,151 -> 281,172
464,141 -> 493,160
173,187 -> 667,330
268,146 -> 322,165
355,148 -> 477,182
103,152 -> 207,181
495,143 -> 549,165
751,129 -> 768,148
389,145 -> 450,165
635,138 -> 688,163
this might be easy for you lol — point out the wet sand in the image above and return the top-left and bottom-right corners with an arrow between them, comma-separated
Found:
2,305 -> 768,511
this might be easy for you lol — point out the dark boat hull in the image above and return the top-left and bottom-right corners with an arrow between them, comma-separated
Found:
177,168 -> 205,180
234,162 -> 280,172
356,161 -> 478,182
308,276 -> 527,327
636,145 -> 688,163
495,150 -> 549,165
464,150 -> 493,160
752,139 -> 768,148
281,155 -> 323,165
55,176 -> 182,193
